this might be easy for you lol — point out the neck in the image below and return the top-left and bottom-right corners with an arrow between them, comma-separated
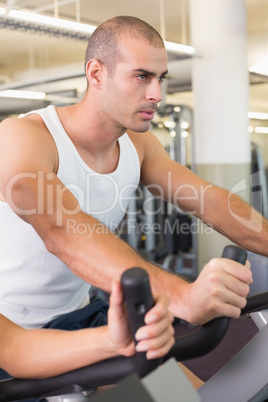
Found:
55,99 -> 124,174
69,94 -> 126,150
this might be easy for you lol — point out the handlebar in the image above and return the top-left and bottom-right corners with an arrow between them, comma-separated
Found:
164,244 -> 248,361
0,245 -> 261,401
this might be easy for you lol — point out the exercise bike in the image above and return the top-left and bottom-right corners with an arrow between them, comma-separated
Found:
0,246 -> 268,402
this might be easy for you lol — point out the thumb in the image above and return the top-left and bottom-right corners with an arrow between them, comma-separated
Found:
108,280 -> 125,321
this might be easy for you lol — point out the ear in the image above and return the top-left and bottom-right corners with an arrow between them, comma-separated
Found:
85,59 -> 104,88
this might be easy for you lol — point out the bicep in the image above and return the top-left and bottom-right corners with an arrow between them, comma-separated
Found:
0,120 -> 82,251
0,119 -> 56,197
0,119 -> 67,216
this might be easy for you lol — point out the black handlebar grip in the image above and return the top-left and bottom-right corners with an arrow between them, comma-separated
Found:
121,267 -> 154,342
222,245 -> 247,264
121,267 -> 162,376
164,245 -> 248,362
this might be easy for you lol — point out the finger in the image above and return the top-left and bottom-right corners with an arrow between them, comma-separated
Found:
218,259 -> 251,297
221,258 -> 252,283
245,260 -> 251,270
136,327 -> 175,357
223,287 -> 248,309
144,294 -> 171,325
136,325 -> 174,352
219,274 -> 250,298
108,280 -> 126,323
214,301 -> 243,320
135,312 -> 174,342
208,287 -> 247,317
146,337 -> 175,359
245,260 -> 253,283
205,260 -> 251,297
109,280 -> 123,307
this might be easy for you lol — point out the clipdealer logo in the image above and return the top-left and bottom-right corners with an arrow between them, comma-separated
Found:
4,170 -> 264,233
228,177 -> 263,233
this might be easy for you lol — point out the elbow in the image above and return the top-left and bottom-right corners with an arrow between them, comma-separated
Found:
2,365 -> 47,380
39,222 -> 66,257
43,233 -> 58,256
0,354 -> 31,380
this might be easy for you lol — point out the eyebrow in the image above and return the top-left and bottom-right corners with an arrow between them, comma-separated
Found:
133,68 -> 169,77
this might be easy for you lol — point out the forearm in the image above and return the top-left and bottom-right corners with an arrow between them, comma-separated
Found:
2,324 -> 119,379
200,186 -> 268,256
44,211 -> 151,292
45,211 -> 191,319
144,158 -> 268,256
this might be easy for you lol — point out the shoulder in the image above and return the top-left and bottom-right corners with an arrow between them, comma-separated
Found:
0,113 -> 49,141
0,114 -> 58,172
126,129 -> 168,165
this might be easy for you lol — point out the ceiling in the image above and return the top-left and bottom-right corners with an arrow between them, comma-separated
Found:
0,0 -> 267,121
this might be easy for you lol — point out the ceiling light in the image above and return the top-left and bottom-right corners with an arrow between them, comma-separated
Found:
248,112 -> 268,120
164,121 -> 176,128
0,90 -> 46,99
0,7 -> 195,57
249,65 -> 268,76
181,130 -> 189,138
181,121 -> 189,129
7,9 -> 96,34
254,127 -> 268,134
164,40 -> 195,55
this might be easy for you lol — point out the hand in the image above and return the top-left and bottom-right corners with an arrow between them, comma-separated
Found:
185,258 -> 252,325
107,280 -> 175,359
135,292 -> 175,360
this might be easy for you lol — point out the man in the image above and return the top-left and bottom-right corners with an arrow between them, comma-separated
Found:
0,16 -> 258,334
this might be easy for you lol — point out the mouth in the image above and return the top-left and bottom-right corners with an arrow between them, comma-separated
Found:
139,109 -> 156,120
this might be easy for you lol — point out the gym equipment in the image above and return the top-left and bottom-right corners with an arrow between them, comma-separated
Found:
251,141 -> 268,220
0,245 -> 268,401
124,105 -> 198,279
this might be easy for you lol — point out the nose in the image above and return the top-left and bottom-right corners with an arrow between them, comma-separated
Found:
146,80 -> 163,103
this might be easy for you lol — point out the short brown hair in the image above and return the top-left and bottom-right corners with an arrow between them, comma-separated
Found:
84,16 -> 164,76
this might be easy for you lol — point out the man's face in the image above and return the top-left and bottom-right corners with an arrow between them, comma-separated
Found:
101,36 -> 168,133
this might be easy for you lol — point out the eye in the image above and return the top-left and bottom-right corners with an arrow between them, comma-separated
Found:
137,74 -> 148,81
159,75 -> 167,84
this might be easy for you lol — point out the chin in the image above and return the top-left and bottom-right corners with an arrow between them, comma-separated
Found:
129,123 -> 151,133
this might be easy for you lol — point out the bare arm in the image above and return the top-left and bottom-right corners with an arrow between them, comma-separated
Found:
0,282 -> 174,379
0,120 -> 252,325
139,130 -> 268,257
0,314 -> 115,379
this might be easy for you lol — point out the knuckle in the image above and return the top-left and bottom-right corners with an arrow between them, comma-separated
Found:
207,258 -> 220,271
232,308 -> 241,319
210,286 -> 223,299
242,285 -> 250,298
208,299 -> 222,315
239,297 -> 247,309
207,268 -> 223,286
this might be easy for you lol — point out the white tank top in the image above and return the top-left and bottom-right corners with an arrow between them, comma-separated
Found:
0,105 -> 140,328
